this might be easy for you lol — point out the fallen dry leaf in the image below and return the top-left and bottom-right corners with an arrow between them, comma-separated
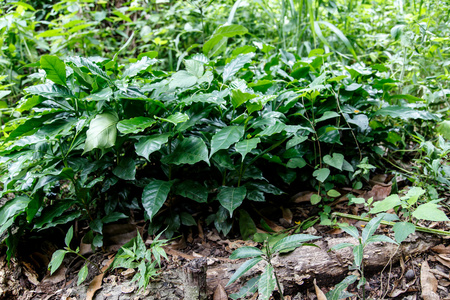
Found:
213,283 -> 228,300
86,257 -> 114,300
432,245 -> 450,254
436,254 -> 450,269
281,207 -> 293,224
420,260 -> 440,300
291,191 -> 314,203
313,278 -> 327,300
40,265 -> 66,285
361,184 -> 392,201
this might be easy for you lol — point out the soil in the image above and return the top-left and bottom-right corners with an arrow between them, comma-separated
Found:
1,184 -> 449,300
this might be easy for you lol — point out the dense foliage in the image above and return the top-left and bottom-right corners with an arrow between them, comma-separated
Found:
0,0 -> 449,266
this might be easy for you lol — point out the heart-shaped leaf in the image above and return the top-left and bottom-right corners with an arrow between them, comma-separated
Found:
323,153 -> 344,170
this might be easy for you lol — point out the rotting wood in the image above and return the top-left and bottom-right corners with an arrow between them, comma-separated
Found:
183,257 -> 208,300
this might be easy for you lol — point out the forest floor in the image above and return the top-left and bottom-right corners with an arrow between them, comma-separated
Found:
1,176 -> 449,300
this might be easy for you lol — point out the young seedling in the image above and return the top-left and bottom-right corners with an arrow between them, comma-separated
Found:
330,215 -> 397,299
227,234 -> 321,300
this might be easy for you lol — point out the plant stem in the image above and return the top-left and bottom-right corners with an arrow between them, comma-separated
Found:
332,212 -> 450,236
274,270 -> 285,300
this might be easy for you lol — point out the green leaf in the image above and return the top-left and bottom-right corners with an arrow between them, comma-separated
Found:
258,264 -> 276,300
323,153 -> 344,170
412,202 -> 450,221
112,157 -> 136,180
272,234 -> 321,253
331,243 -> 355,251
184,59 -> 204,78
162,136 -> 209,165
353,243 -> 363,267
310,194 -> 322,204
40,55 -> 67,86
286,135 -> 308,149
121,56 -> 154,78
230,276 -> 260,299
402,187 -> 425,206
65,226 -> 74,248
223,53 -> 255,83
231,89 -> 257,108
0,196 -> 32,235
437,120 -> 450,140
239,210 -> 257,240
156,112 -> 189,125
25,83 -> 74,99
226,256 -> 263,286
235,138 -> 260,161
230,246 -> 263,259
117,117 -> 156,134
327,189 -> 341,197
339,224 -> 360,240
180,212 -> 197,226
174,180 -> 208,203
362,215 -> 384,244
49,249 -> 67,275
217,186 -> 247,217
315,21 -> 357,60
374,106 -> 438,121
203,35 -> 228,57
369,194 -> 402,214
67,56 -> 110,82
210,126 -> 245,157
313,168 -> 330,182
142,179 -> 173,222
393,222 -> 416,243
169,70 -> 198,89
84,112 -> 119,153
366,235 -> 397,245
315,111 -> 339,123
77,264 -> 89,285
286,157 -> 307,169
257,122 -> 286,137
135,133 -> 171,160
216,24 -> 248,37
326,275 -> 357,300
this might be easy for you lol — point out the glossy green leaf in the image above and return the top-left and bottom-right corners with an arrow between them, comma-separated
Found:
286,135 -> 308,149
223,53 -> 255,83
313,168 -> 330,182
117,117 -> 156,134
163,136 -> 209,165
327,189 -> 341,197
40,55 -> 67,86
0,196 -> 32,235
235,137 -> 260,161
210,126 -> 244,157
84,112 -> 119,153
437,120 -> 450,140
216,24 -> 248,37
258,264 -> 276,300
331,243 -> 354,251
272,234 -> 321,253
112,157 -> 136,180
374,106 -> 438,121
231,89 -> 257,108
310,194 -> 322,204
217,186 -> 247,217
67,56 -> 110,82
135,133 -> 171,160
257,122 -> 286,137
184,59 -> 204,78
353,243 -> 364,266
315,111 -> 339,123
203,35 -> 228,57
156,112 -> 189,125
393,222 -> 416,243
180,212 -> 197,226
326,275 -> 357,300
226,256 -> 263,286
142,179 -> 173,222
25,83 -> 74,99
339,224 -> 360,239
174,180 -> 208,203
412,202 -> 450,221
